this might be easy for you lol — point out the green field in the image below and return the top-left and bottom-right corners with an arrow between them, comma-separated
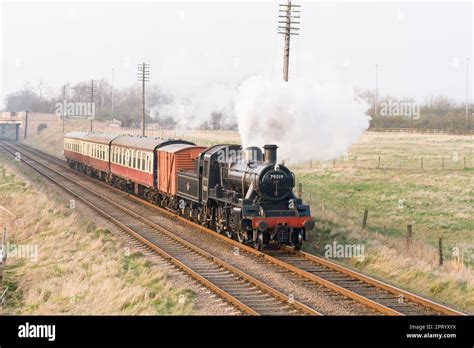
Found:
17,122 -> 474,313
293,132 -> 473,313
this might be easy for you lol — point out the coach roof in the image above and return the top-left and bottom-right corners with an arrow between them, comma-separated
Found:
85,133 -> 119,145
64,131 -> 91,140
158,143 -> 204,154
65,131 -> 119,145
111,135 -> 194,151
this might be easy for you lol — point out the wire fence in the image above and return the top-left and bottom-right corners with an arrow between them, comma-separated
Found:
292,154 -> 474,172
368,128 -> 474,136
296,187 -> 473,268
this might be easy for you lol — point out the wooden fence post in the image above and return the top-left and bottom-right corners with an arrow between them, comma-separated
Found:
406,225 -> 413,250
420,157 -> 423,170
297,183 -> 302,199
442,157 -> 445,170
362,209 -> 368,229
438,237 -> 443,265
377,156 -> 381,169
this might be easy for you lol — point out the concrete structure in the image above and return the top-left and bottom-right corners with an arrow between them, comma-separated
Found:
0,112 -> 22,140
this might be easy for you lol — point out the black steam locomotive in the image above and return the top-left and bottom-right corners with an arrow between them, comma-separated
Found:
176,144 -> 314,250
64,131 -> 314,250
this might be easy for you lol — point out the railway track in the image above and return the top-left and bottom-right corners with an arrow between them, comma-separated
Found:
1,141 -> 466,316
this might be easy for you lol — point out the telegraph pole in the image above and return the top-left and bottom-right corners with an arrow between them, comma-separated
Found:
278,0 -> 300,82
89,80 -> 96,132
137,63 -> 150,136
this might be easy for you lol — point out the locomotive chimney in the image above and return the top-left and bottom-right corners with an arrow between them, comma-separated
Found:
263,144 -> 278,164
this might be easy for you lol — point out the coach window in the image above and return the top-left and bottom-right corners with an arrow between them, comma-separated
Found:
141,153 -> 145,171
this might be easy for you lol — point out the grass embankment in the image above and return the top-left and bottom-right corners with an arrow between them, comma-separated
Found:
295,133 -> 473,313
0,158 -> 194,314
20,123 -> 473,313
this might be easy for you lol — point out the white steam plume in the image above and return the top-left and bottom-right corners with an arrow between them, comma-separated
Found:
233,75 -> 370,163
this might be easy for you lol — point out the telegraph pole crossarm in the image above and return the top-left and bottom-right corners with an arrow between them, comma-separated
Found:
278,0 -> 300,82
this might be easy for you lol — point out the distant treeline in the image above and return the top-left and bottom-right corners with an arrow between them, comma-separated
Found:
3,80 -> 233,130
356,88 -> 473,131
3,81 -> 472,131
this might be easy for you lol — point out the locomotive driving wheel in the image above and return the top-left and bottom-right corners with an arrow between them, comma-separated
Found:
254,232 -> 264,251
235,230 -> 247,243
294,231 -> 303,251
223,228 -> 232,239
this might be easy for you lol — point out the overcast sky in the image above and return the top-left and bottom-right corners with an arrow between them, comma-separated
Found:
0,1 -> 472,106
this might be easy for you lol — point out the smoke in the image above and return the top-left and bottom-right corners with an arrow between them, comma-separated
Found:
233,75 -> 370,163
156,81 -> 236,129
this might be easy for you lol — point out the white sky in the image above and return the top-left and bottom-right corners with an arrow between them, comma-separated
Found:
0,1 -> 472,106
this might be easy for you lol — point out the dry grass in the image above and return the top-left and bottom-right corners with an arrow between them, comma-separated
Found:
296,133 -> 474,313
0,160 -> 194,315
19,122 -> 473,313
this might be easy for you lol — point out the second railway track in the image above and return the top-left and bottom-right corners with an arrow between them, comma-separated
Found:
0,141 -> 466,316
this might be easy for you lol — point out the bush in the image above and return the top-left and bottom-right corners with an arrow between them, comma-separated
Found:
37,123 -> 48,133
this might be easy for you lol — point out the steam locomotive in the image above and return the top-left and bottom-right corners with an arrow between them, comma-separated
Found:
64,132 -> 314,250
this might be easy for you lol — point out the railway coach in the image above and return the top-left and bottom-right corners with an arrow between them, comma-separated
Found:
64,131 -> 314,250
64,131 -> 195,201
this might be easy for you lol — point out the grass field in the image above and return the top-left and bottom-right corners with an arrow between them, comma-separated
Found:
293,133 -> 473,313
17,120 -> 474,313
0,161 -> 194,314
